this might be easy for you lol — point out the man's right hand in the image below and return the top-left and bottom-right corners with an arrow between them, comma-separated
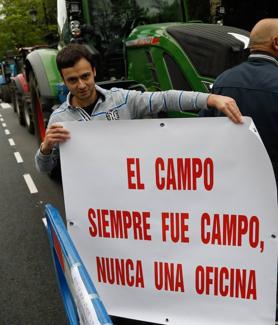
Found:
40,124 -> 71,155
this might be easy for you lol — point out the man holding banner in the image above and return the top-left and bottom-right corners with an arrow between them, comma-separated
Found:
35,43 -> 243,174
35,43 -> 278,324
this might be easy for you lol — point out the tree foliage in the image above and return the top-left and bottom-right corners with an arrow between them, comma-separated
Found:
0,0 -> 57,58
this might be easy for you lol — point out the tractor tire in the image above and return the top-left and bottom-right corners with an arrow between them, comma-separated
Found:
10,83 -> 17,113
23,97 -> 35,134
17,95 -> 26,126
12,86 -> 25,126
2,85 -> 11,103
29,72 -> 46,144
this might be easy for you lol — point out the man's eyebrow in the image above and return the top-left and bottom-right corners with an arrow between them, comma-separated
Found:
81,72 -> 91,76
66,72 -> 91,79
66,76 -> 78,81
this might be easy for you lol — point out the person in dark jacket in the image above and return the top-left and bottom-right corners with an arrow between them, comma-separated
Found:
199,18 -> 278,192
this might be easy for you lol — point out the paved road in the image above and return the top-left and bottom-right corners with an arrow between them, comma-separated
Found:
0,102 -> 67,324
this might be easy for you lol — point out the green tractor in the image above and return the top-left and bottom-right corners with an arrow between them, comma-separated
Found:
21,0 -> 250,143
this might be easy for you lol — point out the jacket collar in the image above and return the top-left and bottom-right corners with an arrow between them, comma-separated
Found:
65,84 -> 107,109
248,51 -> 278,66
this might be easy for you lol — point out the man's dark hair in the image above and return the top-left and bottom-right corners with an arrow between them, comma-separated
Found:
56,44 -> 95,75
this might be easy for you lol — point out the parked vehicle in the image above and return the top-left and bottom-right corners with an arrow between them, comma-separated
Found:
13,0 -> 249,143
11,46 -> 49,134
0,58 -> 18,103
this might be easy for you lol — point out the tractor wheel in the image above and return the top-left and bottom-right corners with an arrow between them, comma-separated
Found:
16,94 -> 26,126
11,83 -> 17,113
23,98 -> 34,134
29,72 -> 46,143
2,85 -> 11,103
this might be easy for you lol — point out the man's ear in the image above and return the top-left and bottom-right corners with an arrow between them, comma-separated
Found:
93,68 -> 96,77
272,36 -> 278,51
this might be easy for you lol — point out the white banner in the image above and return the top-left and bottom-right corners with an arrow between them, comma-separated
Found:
60,117 -> 278,325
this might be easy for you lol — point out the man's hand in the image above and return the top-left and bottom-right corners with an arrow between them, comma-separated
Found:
207,94 -> 243,124
40,124 -> 70,155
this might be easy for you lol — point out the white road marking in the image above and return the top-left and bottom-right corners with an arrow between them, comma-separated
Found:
0,114 -> 2,117
8,138 -> 15,146
4,129 -> 10,135
2,123 -> 6,127
14,152 -> 23,163
1,103 -> 11,109
23,174 -> 38,194
0,118 -> 4,122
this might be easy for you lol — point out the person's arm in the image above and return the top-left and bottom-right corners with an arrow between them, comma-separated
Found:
207,94 -> 242,124
35,143 -> 59,174
35,124 -> 70,173
126,89 -> 242,123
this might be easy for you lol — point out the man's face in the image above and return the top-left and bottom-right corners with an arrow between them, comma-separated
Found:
61,58 -> 97,105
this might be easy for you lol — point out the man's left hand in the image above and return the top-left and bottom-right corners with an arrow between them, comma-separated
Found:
207,94 -> 243,124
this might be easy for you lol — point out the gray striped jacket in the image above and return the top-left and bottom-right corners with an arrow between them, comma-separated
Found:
35,85 -> 209,173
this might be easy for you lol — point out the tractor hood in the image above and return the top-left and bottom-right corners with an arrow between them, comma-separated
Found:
166,23 -> 250,78
127,22 -> 250,79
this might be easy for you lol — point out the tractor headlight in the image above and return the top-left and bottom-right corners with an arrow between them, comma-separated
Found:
70,20 -> 81,37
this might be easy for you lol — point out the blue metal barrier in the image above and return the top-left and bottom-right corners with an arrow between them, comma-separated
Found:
44,203 -> 113,325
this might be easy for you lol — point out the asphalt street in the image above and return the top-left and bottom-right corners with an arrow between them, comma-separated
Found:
0,102 -> 67,324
